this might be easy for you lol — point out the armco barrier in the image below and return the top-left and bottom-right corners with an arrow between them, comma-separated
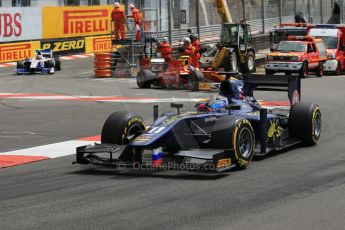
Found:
94,52 -> 112,78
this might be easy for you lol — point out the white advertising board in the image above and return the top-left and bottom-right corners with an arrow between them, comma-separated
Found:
0,7 -> 42,42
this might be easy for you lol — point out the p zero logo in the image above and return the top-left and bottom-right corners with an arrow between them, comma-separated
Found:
63,10 -> 108,35
41,38 -> 85,55
85,36 -> 114,53
0,41 -> 40,63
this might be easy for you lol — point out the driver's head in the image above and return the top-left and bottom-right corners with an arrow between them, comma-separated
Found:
209,95 -> 228,112
36,51 -> 42,59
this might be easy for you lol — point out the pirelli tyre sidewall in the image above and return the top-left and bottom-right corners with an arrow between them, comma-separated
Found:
211,116 -> 255,169
289,102 -> 321,145
101,111 -> 145,144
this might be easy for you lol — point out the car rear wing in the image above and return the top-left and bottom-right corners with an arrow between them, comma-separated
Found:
242,74 -> 301,106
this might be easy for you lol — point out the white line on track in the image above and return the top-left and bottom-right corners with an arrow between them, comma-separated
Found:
60,57 -> 74,60
1,140 -> 96,158
17,99 -> 38,102
71,55 -> 89,58
1,131 -> 36,135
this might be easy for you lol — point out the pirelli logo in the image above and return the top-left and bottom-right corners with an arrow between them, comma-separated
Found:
0,43 -> 36,62
92,37 -> 111,51
85,36 -> 113,53
63,9 -> 109,34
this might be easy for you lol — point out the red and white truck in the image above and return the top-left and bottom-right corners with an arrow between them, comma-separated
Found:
308,24 -> 345,75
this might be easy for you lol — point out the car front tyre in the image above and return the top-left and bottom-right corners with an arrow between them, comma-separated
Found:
211,116 -> 255,169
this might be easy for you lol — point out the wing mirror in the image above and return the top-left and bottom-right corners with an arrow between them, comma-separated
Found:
171,103 -> 183,114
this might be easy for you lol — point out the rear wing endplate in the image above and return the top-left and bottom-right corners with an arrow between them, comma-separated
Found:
242,74 -> 301,106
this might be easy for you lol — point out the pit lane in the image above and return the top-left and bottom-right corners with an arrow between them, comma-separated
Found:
0,57 -> 345,230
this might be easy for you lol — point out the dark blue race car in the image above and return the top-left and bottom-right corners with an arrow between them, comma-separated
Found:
74,74 -> 321,172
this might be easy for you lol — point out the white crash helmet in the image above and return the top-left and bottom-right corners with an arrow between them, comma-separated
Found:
129,3 -> 135,9
113,2 -> 120,7
183,37 -> 191,44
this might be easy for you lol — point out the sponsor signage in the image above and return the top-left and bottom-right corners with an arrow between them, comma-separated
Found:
0,41 -> 40,63
0,7 -> 42,42
85,35 -> 113,53
41,38 -> 85,55
42,6 -> 112,39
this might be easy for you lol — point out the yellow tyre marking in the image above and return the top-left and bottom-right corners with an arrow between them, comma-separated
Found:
311,106 -> 321,143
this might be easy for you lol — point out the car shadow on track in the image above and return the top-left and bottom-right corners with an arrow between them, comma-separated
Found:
252,142 -> 309,161
70,167 -> 230,180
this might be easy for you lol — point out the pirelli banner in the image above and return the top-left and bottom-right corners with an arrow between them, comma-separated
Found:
0,41 -> 40,63
85,35 -> 113,53
42,6 -> 113,39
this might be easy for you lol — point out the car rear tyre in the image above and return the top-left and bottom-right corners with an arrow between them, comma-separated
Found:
188,70 -> 204,91
316,62 -> 323,77
137,69 -> 154,88
289,102 -> 321,145
210,116 -> 255,169
101,111 -> 146,144
241,51 -> 255,74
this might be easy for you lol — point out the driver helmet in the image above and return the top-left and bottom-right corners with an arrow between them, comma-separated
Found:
113,2 -> 120,7
36,51 -> 42,60
183,37 -> 191,45
208,95 -> 228,112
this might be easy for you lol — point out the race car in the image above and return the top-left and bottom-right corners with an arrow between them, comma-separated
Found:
74,74 -> 321,173
16,49 -> 61,75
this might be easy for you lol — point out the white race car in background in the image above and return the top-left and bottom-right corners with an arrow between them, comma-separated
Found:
16,49 -> 61,74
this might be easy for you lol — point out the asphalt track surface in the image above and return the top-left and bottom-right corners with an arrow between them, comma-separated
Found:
1,58 -> 345,230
